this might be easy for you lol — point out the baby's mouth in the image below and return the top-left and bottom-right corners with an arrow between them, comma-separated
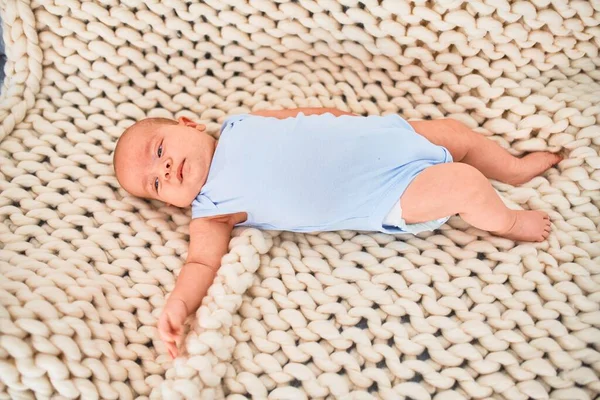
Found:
178,159 -> 185,182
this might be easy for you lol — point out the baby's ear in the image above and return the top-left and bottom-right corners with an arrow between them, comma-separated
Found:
178,117 -> 206,132
178,116 -> 196,127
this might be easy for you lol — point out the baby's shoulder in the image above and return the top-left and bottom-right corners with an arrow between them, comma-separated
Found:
194,212 -> 247,226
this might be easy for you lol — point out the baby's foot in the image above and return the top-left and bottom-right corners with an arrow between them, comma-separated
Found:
507,152 -> 563,186
493,210 -> 551,242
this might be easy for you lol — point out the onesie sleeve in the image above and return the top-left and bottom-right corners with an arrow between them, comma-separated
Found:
220,113 -> 251,135
191,193 -> 220,219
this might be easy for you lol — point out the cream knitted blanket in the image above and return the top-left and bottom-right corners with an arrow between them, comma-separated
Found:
1,1 -> 599,399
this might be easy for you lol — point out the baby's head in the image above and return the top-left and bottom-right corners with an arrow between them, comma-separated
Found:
113,117 -> 217,207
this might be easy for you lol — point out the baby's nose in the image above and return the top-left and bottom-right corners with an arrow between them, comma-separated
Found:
163,159 -> 172,179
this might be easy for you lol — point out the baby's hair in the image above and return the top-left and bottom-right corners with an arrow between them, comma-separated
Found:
116,117 -> 178,147
124,117 -> 179,135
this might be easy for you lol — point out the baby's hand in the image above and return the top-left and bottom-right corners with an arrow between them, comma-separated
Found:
158,297 -> 188,359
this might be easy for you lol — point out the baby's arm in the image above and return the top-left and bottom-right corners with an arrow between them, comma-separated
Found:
158,217 -> 233,358
251,107 -> 355,118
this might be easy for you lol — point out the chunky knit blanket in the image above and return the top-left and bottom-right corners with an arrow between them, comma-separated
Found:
1,1 -> 599,399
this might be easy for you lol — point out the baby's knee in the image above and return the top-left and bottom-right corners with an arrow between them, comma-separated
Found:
449,163 -> 489,199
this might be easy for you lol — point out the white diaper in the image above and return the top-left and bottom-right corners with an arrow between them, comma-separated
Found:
383,198 -> 450,234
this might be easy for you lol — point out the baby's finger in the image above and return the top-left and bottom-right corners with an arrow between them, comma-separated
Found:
158,314 -> 171,332
166,314 -> 182,340
159,315 -> 180,341
166,341 -> 178,359
157,323 -> 172,343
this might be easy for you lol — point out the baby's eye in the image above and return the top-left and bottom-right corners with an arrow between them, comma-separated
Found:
157,144 -> 163,157
154,178 -> 159,192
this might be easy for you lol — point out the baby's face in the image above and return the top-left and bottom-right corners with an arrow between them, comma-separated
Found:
114,117 -> 217,208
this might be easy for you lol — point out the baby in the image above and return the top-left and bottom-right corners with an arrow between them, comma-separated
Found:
113,108 -> 561,358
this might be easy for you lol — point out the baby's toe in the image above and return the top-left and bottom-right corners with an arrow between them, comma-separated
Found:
542,231 -> 550,240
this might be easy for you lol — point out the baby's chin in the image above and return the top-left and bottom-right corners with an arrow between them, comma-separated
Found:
173,199 -> 195,208
170,188 -> 202,208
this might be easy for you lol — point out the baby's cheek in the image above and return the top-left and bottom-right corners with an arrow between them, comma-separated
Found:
171,186 -> 193,207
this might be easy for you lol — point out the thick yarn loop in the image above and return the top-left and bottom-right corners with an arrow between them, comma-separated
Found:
0,1 -> 599,399
0,0 -> 42,143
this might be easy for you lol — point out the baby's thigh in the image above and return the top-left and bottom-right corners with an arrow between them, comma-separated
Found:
407,119 -> 472,161
400,163 -> 488,224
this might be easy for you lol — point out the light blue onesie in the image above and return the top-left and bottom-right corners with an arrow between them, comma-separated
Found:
191,113 -> 452,234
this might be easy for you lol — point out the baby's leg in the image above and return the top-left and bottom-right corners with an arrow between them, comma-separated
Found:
401,163 -> 551,242
408,119 -> 562,186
